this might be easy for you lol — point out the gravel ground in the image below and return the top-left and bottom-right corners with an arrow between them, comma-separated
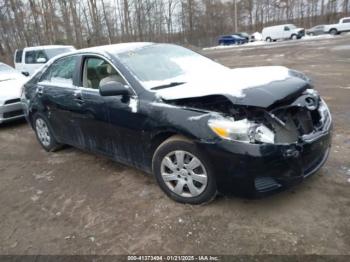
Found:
0,35 -> 349,255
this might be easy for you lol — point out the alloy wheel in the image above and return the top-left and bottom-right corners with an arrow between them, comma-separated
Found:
35,118 -> 51,147
160,150 -> 208,198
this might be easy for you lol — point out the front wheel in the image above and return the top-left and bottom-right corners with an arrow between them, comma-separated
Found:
33,113 -> 61,152
152,136 -> 217,204
266,37 -> 272,42
291,34 -> 298,40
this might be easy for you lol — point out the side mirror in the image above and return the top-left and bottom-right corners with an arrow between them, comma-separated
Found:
36,57 -> 47,63
99,81 -> 130,97
22,71 -> 30,77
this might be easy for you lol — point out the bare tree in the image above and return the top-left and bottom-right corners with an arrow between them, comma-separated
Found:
1,0 -> 350,64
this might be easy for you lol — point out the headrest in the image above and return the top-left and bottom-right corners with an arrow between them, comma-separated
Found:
87,67 -> 98,78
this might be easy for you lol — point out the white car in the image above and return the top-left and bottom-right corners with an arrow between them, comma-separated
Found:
14,45 -> 75,76
324,17 -> 350,35
262,24 -> 305,42
0,62 -> 27,123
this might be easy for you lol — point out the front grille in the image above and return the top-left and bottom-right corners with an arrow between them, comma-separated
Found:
4,98 -> 21,105
3,110 -> 23,118
268,103 -> 323,143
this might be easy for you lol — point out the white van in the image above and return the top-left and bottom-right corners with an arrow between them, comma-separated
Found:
262,24 -> 305,42
14,45 -> 75,76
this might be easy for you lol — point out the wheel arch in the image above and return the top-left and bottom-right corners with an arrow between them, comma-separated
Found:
149,131 -> 196,169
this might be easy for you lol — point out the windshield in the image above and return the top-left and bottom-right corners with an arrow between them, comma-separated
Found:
288,24 -> 297,29
44,47 -> 75,59
116,44 -> 229,89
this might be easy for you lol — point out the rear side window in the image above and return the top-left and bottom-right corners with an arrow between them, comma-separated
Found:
25,50 -> 48,64
15,50 -> 23,63
41,56 -> 77,86
342,18 -> 350,23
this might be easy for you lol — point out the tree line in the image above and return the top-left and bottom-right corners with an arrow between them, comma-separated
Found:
0,0 -> 349,64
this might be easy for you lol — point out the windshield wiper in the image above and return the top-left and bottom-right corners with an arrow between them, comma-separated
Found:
150,82 -> 185,90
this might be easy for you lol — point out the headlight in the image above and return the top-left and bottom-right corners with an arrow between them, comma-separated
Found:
208,118 -> 275,144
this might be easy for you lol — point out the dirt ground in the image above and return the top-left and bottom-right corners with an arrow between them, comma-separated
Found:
0,35 -> 349,256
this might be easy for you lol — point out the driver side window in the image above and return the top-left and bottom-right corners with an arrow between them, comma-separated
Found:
82,57 -> 125,89
284,26 -> 290,31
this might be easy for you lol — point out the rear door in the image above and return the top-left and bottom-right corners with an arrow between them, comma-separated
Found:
36,55 -> 82,145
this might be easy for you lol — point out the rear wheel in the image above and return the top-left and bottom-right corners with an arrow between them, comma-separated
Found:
329,28 -> 338,35
152,136 -> 217,204
266,37 -> 272,42
33,113 -> 61,152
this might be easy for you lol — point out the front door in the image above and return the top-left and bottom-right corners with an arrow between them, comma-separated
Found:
73,56 -> 146,166
283,26 -> 291,38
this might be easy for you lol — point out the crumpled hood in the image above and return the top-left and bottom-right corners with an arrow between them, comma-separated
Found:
158,66 -> 310,108
0,77 -> 27,102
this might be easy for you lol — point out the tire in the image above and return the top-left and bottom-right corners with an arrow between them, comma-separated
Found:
266,37 -> 272,42
329,29 -> 338,35
32,113 -> 62,152
309,32 -> 314,36
152,135 -> 217,205
291,34 -> 298,40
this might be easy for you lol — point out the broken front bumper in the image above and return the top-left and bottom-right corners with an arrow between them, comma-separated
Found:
199,117 -> 332,196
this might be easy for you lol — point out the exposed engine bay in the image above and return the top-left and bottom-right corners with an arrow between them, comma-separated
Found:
166,89 -> 330,144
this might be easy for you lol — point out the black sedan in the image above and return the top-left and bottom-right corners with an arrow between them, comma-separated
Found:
22,43 -> 332,204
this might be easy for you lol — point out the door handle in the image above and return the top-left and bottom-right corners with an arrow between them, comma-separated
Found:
73,90 -> 84,104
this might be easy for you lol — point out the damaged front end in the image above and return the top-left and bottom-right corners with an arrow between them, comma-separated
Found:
165,88 -> 332,195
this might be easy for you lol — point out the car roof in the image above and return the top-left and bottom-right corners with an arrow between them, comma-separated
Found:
36,42 -> 157,66
22,45 -> 75,51
264,24 -> 295,29
78,42 -> 153,55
